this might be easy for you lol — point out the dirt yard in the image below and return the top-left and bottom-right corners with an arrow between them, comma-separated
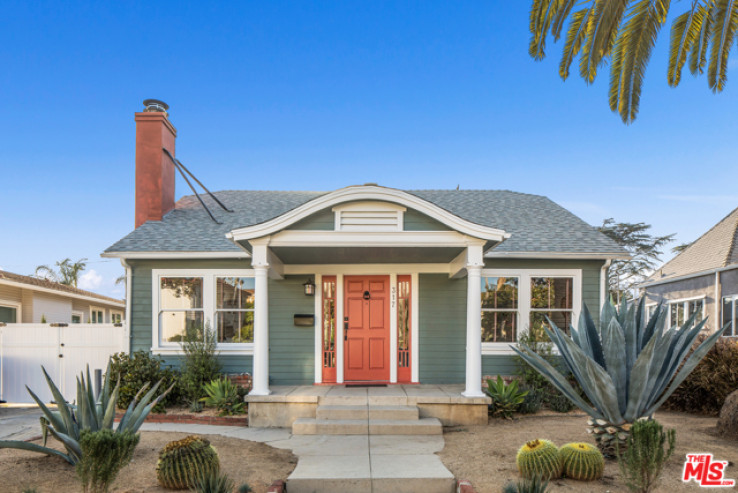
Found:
0,432 -> 297,493
440,411 -> 738,493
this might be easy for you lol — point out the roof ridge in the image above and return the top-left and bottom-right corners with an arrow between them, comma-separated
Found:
0,270 -> 124,304
725,207 -> 738,266
666,206 -> 738,268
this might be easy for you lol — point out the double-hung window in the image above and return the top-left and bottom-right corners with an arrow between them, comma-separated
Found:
153,269 -> 255,353
667,297 -> 705,328
481,269 -> 582,353
722,295 -> 738,337
90,307 -> 105,324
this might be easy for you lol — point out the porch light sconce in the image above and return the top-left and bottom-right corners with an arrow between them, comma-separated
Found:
303,278 -> 316,296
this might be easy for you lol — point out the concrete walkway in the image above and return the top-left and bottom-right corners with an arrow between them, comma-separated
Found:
0,406 -> 43,441
139,422 -> 455,493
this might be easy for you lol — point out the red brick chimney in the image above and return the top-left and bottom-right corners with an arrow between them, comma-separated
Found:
134,99 -> 177,228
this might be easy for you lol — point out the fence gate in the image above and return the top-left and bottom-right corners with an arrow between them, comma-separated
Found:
0,324 -> 126,403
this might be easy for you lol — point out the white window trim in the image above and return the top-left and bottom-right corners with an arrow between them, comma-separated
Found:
111,310 -> 124,324
0,299 -> 22,323
721,293 -> 738,338
90,306 -> 105,324
480,269 -> 582,355
71,310 -> 84,323
665,295 -> 706,328
152,269 -> 255,355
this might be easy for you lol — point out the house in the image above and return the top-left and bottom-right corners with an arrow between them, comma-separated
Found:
102,100 -> 626,405
0,270 -> 125,324
640,207 -> 738,336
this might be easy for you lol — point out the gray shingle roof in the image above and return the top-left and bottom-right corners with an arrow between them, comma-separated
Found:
104,188 -> 624,256
646,206 -> 738,282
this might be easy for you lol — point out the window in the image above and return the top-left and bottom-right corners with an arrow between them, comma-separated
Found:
480,269 -> 582,352
71,311 -> 83,324
90,307 -> 104,324
111,311 -> 123,324
153,269 -> 255,352
722,297 -> 735,336
481,277 -> 518,342
215,277 -> 254,343
0,304 -> 18,323
645,304 -> 657,320
530,277 -> 574,336
667,297 -> 705,328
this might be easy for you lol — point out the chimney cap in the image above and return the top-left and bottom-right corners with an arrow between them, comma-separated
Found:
143,99 -> 169,113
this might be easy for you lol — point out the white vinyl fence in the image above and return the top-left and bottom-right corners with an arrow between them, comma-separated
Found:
0,323 -> 127,403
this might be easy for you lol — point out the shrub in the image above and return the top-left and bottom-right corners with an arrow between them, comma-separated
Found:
516,327 -> 556,390
486,375 -> 528,419
108,351 -> 181,412
156,435 -> 220,490
516,439 -> 562,480
545,391 -> 575,413
617,420 -> 675,493
558,442 -> 604,481
193,472 -> 234,493
664,336 -> 738,415
502,475 -> 549,492
76,429 -> 140,493
200,378 -> 246,416
179,325 -> 222,405
237,484 -> 253,493
518,385 -> 544,414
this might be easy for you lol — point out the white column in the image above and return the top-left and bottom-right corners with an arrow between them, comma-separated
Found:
463,264 -> 484,397
250,263 -> 271,395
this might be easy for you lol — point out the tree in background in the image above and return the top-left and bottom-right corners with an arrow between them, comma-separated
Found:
672,242 -> 693,254
35,258 -> 87,288
597,219 -> 674,303
528,0 -> 737,123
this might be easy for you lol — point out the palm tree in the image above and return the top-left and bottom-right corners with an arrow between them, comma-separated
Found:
35,258 -> 87,288
529,0 -> 737,123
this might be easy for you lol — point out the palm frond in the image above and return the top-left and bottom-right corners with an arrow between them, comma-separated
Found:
689,4 -> 713,74
580,0 -> 631,83
552,0 -> 578,40
610,0 -> 671,123
560,8 -> 594,79
668,3 -> 706,86
708,0 -> 738,91
530,0 -> 564,60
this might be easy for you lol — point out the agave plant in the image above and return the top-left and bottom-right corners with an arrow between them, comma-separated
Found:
0,362 -> 173,464
513,298 -> 727,457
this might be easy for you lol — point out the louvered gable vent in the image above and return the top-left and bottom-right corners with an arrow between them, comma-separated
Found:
332,201 -> 406,232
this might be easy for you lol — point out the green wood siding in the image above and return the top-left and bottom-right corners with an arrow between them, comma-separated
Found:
403,209 -> 450,231
418,274 -> 466,383
482,355 -> 519,378
268,276 -> 315,385
287,208 -> 334,230
128,259 -> 254,373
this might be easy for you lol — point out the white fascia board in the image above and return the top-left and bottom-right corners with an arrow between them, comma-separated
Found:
265,230 -> 485,248
101,251 -> 251,259
0,279 -> 125,308
227,185 -> 509,242
484,251 -> 630,260
639,263 -> 738,288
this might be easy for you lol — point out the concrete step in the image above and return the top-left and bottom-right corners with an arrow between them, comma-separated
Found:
316,404 -> 420,421
292,418 -> 368,435
369,418 -> 443,435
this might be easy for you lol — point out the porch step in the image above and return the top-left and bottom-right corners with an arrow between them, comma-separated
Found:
292,417 -> 442,435
316,405 -> 419,421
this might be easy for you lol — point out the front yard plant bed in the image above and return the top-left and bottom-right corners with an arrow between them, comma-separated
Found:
114,408 -> 248,426
0,432 -> 295,493
440,411 -> 738,492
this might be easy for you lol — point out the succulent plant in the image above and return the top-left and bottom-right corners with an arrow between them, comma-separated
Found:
0,362 -> 173,464
516,439 -> 562,480
558,442 -> 604,481
502,475 -> 549,493
513,298 -> 727,456
486,375 -> 529,419
156,435 -> 220,489
192,472 -> 234,493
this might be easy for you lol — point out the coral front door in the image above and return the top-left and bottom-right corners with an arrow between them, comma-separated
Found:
344,275 -> 390,381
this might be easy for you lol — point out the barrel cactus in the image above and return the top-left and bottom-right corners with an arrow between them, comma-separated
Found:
559,442 -> 604,481
516,439 -> 562,480
513,298 -> 728,457
156,435 -> 220,489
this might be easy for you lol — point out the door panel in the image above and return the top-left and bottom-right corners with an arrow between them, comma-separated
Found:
344,275 -> 390,381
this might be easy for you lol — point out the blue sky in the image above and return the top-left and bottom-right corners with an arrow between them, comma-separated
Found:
1,1 -> 736,298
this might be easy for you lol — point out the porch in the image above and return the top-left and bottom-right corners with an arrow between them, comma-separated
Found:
245,384 -> 491,427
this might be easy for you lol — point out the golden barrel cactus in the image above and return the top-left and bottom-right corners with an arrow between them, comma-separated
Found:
516,439 -> 562,480
559,442 -> 604,481
156,435 -> 220,489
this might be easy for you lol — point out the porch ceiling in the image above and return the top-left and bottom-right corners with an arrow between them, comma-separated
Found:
270,246 -> 465,264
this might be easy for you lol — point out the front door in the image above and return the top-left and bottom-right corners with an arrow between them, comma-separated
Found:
344,275 -> 390,381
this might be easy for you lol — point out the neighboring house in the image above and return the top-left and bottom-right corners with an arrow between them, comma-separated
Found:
102,101 -> 626,397
640,207 -> 738,337
0,270 -> 125,324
